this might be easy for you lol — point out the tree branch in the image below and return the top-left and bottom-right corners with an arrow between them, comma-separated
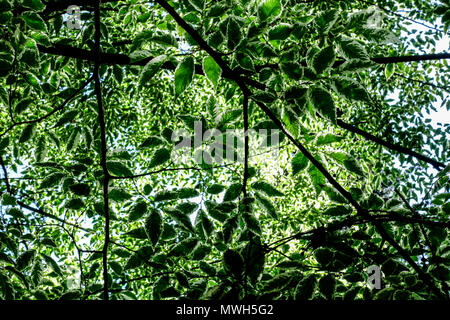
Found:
109,163 -> 235,180
0,156 -> 11,193
1,155 -> 91,231
393,72 -> 450,93
336,119 -> 445,170
0,76 -> 93,139
16,200 -> 91,231
92,0 -> 110,301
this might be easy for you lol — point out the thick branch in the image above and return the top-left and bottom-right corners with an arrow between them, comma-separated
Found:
0,156 -> 11,193
92,0 -> 110,301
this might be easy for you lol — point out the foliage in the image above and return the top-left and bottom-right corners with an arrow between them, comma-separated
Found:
0,0 -> 449,301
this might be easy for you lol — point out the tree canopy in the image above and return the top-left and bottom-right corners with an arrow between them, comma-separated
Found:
0,0 -> 449,301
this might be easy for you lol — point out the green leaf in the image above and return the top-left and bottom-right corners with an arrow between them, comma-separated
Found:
244,239 -> 266,284
129,50 -> 152,63
175,202 -> 198,215
192,244 -> 211,260
0,272 -> 14,299
312,45 -> 335,74
292,152 -> 309,175
199,261 -> 216,276
268,23 -> 292,41
251,90 -> 277,104
308,165 -> 326,195
56,110 -> 78,127
343,287 -> 360,300
202,282 -> 227,300
367,193 -> 384,209
0,136 -> 9,152
145,209 -> 163,246
16,249 -> 36,270
169,238 -> 198,256
124,253 -> 145,270
42,254 -> 62,276
124,227 -> 148,239
385,63 -> 395,80
343,157 -> 365,176
151,33 -> 178,47
112,65 -> 123,83
174,56 -> 195,97
138,55 -> 167,88
362,28 -> 399,44
19,123 -> 36,143
206,184 -> 225,194
223,249 -> 244,277
373,287 -> 395,300
109,188 -> 132,202
207,3 -> 227,17
254,192 -> 277,219
316,133 -> 344,146
7,207 -> 25,219
325,186 -> 348,204
164,208 -> 195,233
314,247 -> 334,266
178,188 -> 200,199
106,160 -> 133,177
244,212 -> 261,236
294,274 -> 317,300
308,86 -> 336,124
175,271 -> 190,288
39,172 -> 65,189
68,183 -> 91,197
65,198 -> 84,210
223,183 -> 242,201
199,210 -> 214,237
149,147 -> 171,168
66,127 -> 81,152
257,0 -> 281,22
338,36 -> 369,61
139,135 -> 165,149
226,17 -> 242,50
22,12 -> 47,32
318,274 -> 336,298
203,56 -> 221,88
153,190 -> 178,202
128,200 -> 148,222
40,237 -> 57,248
22,0 -> 45,11
262,271 -> 300,293
323,205 -> 352,216
315,9 -> 339,34
2,193 -> 16,205
34,136 -> 47,162
251,181 -> 284,197
31,258 -> 43,287
15,97 -> 33,114
332,76 -> 370,103
236,52 -> 255,71
188,0 -> 204,11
